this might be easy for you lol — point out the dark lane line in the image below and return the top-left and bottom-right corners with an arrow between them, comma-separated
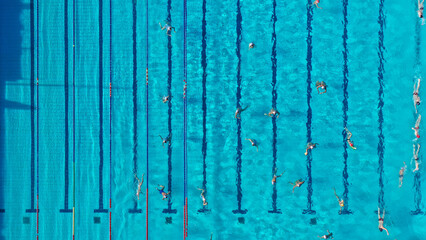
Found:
129,0 -> 142,214
340,0 -> 352,215
376,0 -> 385,210
95,0 -> 107,213
268,0 -> 280,214
303,1 -> 315,215
232,0 -> 247,215
198,0 -> 209,214
26,0 -> 36,213
411,0 -> 423,215
60,0 -> 72,214
163,0 -> 176,214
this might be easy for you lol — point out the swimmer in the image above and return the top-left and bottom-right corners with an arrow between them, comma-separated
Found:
399,162 -> 407,188
264,108 -> 280,118
235,105 -> 249,119
289,179 -> 305,193
245,138 -> 259,152
378,207 -> 389,235
159,133 -> 172,147
308,0 -> 322,9
249,43 -> 255,50
271,168 -> 285,185
305,142 -> 318,156
412,114 -> 421,140
333,187 -> 344,214
135,173 -> 144,200
413,144 -> 420,172
414,78 -> 421,113
157,185 -> 170,200
418,0 -> 425,25
318,230 -> 333,239
159,21 -> 176,36
316,81 -> 327,94
345,127 -> 356,149
197,188 -> 208,206
162,95 -> 170,103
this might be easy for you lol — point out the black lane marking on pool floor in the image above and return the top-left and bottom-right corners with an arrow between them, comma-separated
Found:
163,0 -> 176,214
268,0 -> 281,214
129,0 -> 142,214
411,1 -> 423,215
232,0 -> 247,215
60,0 -> 72,214
340,0 -> 352,215
26,0 -> 36,214
198,0 -> 209,214
376,0 -> 385,211
303,0 -> 315,215
94,0 -> 108,214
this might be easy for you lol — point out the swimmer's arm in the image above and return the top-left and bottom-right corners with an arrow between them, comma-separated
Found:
172,27 -> 176,32
316,85 -> 320,93
256,145 -> 259,152
378,207 -> 380,219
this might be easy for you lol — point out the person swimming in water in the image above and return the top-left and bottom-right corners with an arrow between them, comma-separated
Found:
290,179 -> 305,193
159,21 -> 176,36
249,43 -> 255,50
333,188 -> 344,214
264,108 -> 280,118
271,168 -> 285,185
159,133 -> 172,147
399,162 -> 407,188
235,105 -> 249,119
245,138 -> 259,152
305,142 -> 318,155
412,114 -> 421,140
135,173 -> 144,200
344,127 -> 356,149
318,230 -> 333,239
162,95 -> 170,103
378,207 -> 389,235
197,188 -> 208,206
413,143 -> 420,172
414,78 -> 421,113
418,0 -> 425,25
308,0 -> 322,9
157,185 -> 170,200
316,81 -> 327,94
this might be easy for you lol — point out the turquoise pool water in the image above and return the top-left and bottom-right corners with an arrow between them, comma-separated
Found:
1,0 -> 426,239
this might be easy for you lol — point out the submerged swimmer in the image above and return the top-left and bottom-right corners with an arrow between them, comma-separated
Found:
235,105 -> 249,119
308,0 -> 322,9
197,188 -> 208,206
159,21 -> 176,36
159,133 -> 172,147
135,173 -> 144,200
418,0 -> 425,25
333,188 -> 344,214
414,78 -> 421,113
316,81 -> 327,94
305,142 -> 318,156
412,114 -> 422,140
162,95 -> 170,103
157,185 -> 171,200
399,162 -> 407,188
264,108 -> 280,118
345,127 -> 356,149
318,230 -> 333,239
245,138 -> 259,152
271,168 -> 285,185
290,179 -> 305,193
413,144 -> 421,172
378,207 -> 389,235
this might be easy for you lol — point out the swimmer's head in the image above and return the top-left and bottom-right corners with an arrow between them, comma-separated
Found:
417,102 -> 421,105
417,134 -> 420,138
249,43 -> 255,48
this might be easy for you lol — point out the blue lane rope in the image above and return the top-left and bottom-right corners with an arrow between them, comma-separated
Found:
145,0 -> 150,237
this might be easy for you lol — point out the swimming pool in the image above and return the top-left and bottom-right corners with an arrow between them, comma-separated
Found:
1,0 -> 426,239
